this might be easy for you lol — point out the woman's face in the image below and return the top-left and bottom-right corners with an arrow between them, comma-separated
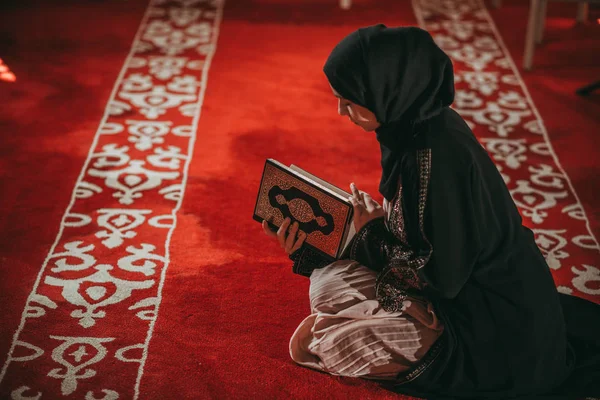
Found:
330,85 -> 380,132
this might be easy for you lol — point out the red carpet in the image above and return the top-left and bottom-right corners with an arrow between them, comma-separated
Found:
0,0 -> 598,399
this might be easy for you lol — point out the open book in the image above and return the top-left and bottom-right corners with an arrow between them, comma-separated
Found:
253,159 -> 356,260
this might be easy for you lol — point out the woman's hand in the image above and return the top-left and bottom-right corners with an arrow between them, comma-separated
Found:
262,217 -> 307,255
349,182 -> 385,232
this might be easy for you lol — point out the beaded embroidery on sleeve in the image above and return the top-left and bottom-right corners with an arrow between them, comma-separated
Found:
289,246 -> 334,277
350,149 -> 433,312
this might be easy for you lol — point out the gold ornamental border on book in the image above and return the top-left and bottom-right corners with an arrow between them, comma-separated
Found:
255,162 -> 352,259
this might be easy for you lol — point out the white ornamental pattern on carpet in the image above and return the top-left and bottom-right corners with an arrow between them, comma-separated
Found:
0,0 -> 224,399
412,0 -> 600,298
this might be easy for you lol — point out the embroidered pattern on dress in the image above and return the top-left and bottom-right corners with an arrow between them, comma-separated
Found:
375,149 -> 433,312
388,185 -> 409,244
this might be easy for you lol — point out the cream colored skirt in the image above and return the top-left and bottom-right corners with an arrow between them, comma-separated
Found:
289,260 -> 443,380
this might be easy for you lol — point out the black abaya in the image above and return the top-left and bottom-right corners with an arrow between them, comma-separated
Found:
392,108 -> 595,399
291,24 -> 600,399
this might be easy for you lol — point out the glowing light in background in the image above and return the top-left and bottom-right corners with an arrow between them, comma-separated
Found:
0,58 -> 16,82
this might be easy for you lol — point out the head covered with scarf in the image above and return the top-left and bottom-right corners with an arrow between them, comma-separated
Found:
323,24 -> 455,201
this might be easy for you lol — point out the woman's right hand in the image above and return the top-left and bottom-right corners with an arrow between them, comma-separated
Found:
262,217 -> 307,255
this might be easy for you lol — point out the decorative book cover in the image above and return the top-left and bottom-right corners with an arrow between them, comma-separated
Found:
253,159 -> 354,260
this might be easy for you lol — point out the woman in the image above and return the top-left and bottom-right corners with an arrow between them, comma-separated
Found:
262,25 -> 600,399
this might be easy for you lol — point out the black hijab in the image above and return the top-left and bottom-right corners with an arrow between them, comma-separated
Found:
323,24 -> 455,201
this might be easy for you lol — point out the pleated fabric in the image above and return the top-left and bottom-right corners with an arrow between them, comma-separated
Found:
289,260 -> 443,380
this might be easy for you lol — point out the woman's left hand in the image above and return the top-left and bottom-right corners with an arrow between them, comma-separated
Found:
349,183 -> 385,232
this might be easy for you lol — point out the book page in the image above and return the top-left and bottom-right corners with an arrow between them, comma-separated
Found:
267,160 -> 349,204
290,164 -> 351,199
341,221 -> 356,255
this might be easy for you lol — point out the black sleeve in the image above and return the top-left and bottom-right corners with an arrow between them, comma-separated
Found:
418,159 -> 482,299
347,156 -> 484,305
348,217 -> 406,273
289,247 -> 334,277
347,216 -> 425,311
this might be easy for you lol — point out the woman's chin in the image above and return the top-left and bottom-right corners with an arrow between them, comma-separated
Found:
348,119 -> 376,132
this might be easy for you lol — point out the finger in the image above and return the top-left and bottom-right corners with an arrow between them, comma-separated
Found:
363,193 -> 376,212
350,182 -> 361,199
262,220 -> 277,238
370,196 -> 381,207
285,221 -> 299,250
289,231 -> 307,254
349,196 -> 363,214
277,218 -> 291,247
